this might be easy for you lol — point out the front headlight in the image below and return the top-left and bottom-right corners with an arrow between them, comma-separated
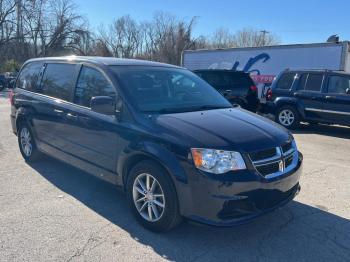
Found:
191,148 -> 246,174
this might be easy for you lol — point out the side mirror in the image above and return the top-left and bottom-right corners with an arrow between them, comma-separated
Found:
346,88 -> 350,95
90,96 -> 116,115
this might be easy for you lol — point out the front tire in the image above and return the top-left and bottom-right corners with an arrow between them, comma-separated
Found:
126,160 -> 182,232
276,105 -> 300,129
18,122 -> 42,162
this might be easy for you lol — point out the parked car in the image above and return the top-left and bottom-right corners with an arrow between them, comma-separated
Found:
193,69 -> 259,112
0,72 -> 17,91
0,74 -> 6,91
10,57 -> 303,232
265,69 -> 350,129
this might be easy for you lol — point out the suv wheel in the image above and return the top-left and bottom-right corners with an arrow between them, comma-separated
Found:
276,105 -> 300,129
18,122 -> 42,162
126,160 -> 182,232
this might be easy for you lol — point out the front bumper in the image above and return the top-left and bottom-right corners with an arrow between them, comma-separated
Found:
176,151 -> 303,226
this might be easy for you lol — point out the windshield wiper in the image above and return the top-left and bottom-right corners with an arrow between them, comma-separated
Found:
191,105 -> 232,111
143,105 -> 232,114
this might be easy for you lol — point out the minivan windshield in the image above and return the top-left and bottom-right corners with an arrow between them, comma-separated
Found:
110,66 -> 232,113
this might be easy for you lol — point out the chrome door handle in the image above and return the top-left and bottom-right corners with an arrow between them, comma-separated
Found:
54,109 -> 64,113
66,113 -> 78,119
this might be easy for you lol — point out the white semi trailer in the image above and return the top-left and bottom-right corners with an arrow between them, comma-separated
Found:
182,42 -> 350,99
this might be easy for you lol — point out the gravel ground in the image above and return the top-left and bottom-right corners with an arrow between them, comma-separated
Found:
0,91 -> 349,262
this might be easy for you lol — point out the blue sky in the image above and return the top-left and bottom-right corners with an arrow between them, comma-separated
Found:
74,0 -> 350,44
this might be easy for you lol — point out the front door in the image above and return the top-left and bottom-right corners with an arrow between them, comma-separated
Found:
63,65 -> 120,172
322,74 -> 350,125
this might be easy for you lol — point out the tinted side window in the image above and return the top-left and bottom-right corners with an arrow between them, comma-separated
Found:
221,72 -> 253,90
74,66 -> 116,108
328,75 -> 350,94
275,73 -> 295,90
297,74 -> 307,90
41,63 -> 76,100
16,62 -> 44,91
200,72 -> 221,89
304,74 -> 323,92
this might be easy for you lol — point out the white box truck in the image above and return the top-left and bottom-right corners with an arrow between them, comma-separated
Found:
182,42 -> 350,99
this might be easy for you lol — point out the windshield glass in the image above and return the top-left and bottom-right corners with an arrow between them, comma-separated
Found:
110,66 -> 232,113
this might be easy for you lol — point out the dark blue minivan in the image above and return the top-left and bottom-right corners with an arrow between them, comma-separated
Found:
10,57 -> 303,231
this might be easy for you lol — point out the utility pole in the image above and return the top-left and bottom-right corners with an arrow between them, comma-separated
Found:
260,30 -> 269,46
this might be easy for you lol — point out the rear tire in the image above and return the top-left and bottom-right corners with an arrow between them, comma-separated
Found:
17,122 -> 42,162
126,160 -> 182,232
276,105 -> 300,129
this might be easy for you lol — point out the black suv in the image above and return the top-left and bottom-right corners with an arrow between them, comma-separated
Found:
10,57 -> 302,232
266,69 -> 350,129
194,70 -> 259,112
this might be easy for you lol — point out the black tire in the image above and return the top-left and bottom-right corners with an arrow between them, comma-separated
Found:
276,105 -> 300,129
126,160 -> 182,232
17,121 -> 42,162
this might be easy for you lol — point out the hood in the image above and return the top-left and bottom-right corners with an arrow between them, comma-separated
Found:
154,108 -> 292,153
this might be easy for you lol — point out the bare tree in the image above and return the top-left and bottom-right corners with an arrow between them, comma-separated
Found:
0,0 -> 17,46
210,27 -> 236,48
98,15 -> 142,58
208,27 -> 280,49
39,0 -> 87,56
0,3 -> 282,71
233,28 -> 280,47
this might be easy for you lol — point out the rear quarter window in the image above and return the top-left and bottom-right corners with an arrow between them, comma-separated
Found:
40,63 -> 77,101
16,62 -> 44,92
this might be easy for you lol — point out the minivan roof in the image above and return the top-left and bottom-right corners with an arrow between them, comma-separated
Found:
26,56 -> 181,68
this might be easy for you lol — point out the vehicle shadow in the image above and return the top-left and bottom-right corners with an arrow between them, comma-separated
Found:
293,123 -> 350,140
29,158 -> 350,261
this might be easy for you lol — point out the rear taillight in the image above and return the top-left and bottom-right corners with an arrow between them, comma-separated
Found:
250,85 -> 258,92
9,90 -> 14,105
266,88 -> 273,101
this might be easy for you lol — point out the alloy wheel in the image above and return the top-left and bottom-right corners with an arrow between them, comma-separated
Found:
278,109 -> 295,126
132,173 -> 165,222
20,127 -> 32,157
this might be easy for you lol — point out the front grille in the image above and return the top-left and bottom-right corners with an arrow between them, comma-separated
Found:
281,141 -> 293,154
249,141 -> 297,178
256,162 -> 280,176
285,154 -> 293,168
249,147 -> 277,162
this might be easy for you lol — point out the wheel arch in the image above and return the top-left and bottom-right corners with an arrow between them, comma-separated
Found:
118,143 -> 188,190
15,107 -> 32,131
274,97 -> 305,119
